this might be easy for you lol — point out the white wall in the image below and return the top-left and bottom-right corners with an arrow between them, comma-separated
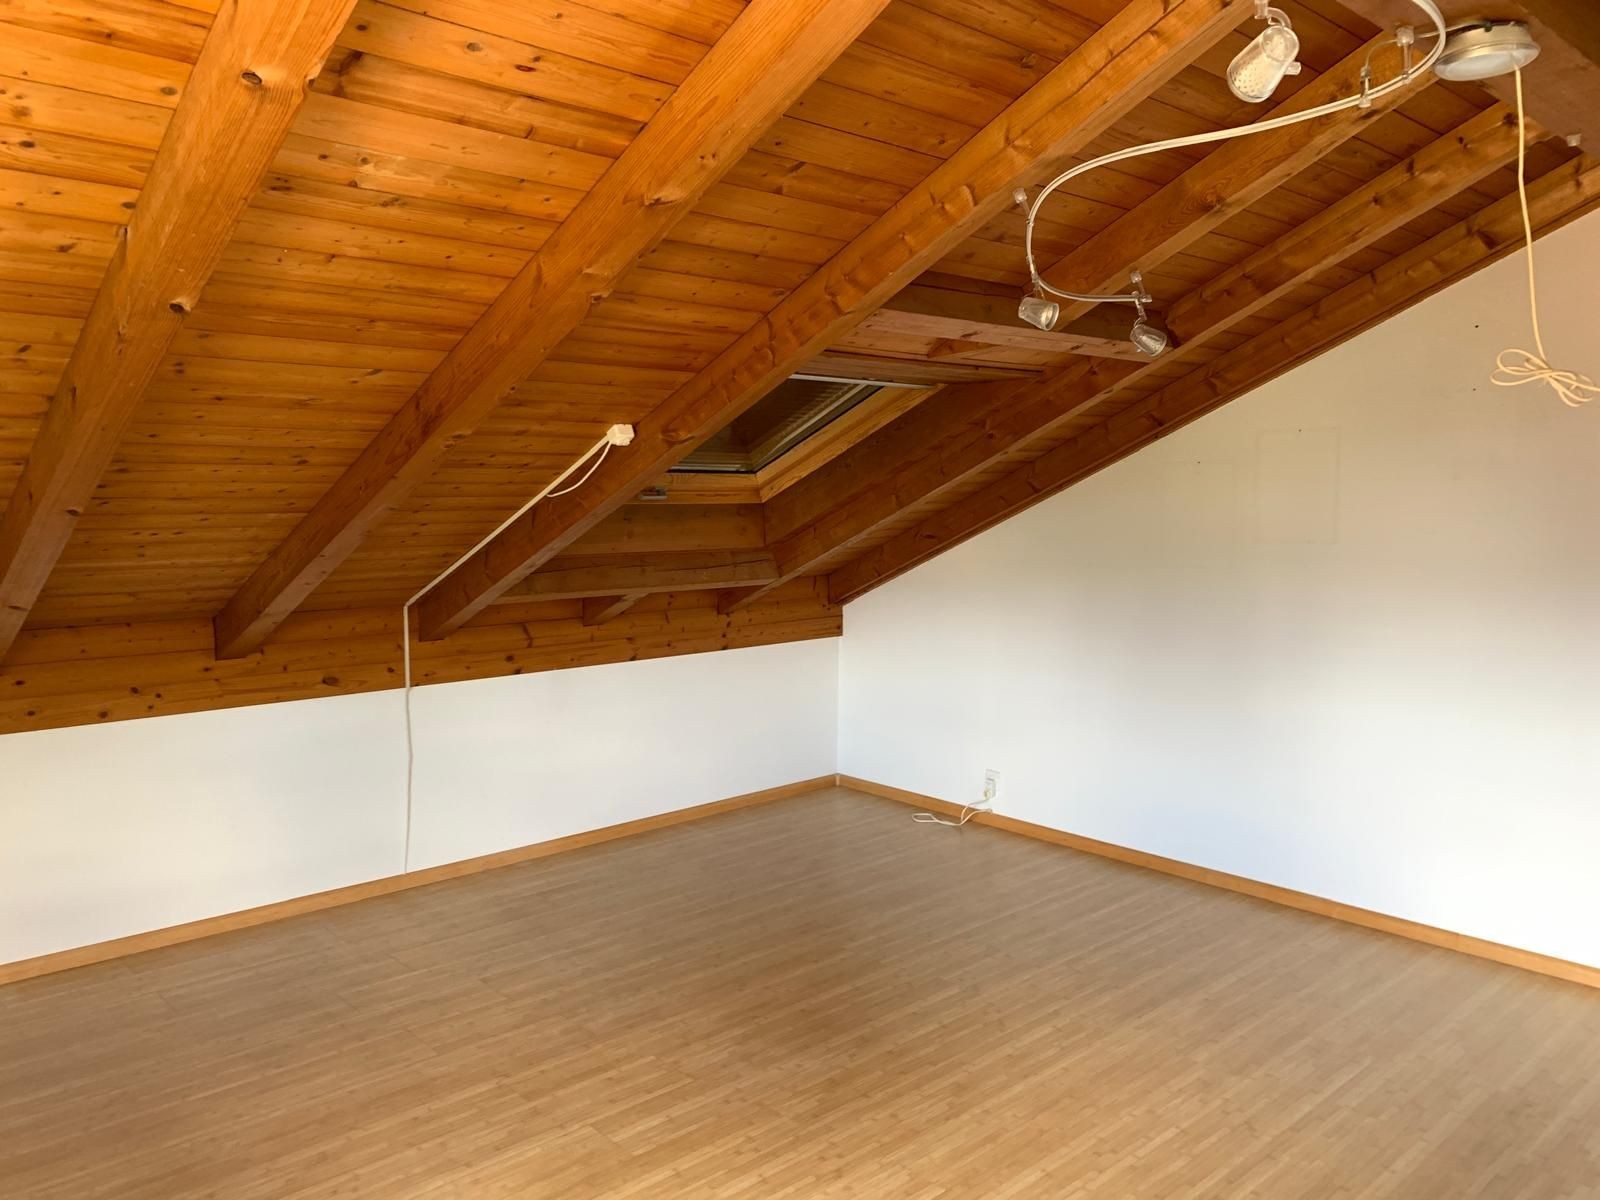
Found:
6,216 -> 1597,973
0,638 -> 838,965
839,211 -> 1600,968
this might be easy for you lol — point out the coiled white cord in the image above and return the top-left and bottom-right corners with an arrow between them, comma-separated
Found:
1490,69 -> 1598,409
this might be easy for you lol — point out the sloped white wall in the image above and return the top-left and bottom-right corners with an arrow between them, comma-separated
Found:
0,638 -> 839,965
839,210 -> 1600,967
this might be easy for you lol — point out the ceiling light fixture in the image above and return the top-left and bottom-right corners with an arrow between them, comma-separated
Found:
1227,4 -> 1302,103
1017,292 -> 1060,332
1434,19 -> 1540,81
1129,300 -> 1169,358
1015,0 -> 1447,359
1130,317 -> 1168,358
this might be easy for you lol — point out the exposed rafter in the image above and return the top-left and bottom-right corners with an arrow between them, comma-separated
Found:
501,550 -> 780,605
563,505 -> 768,558
581,594 -> 645,626
1162,105 -> 1531,341
414,0 -> 1251,642
1037,32 -> 1429,326
836,97 -> 1529,510
797,353 -> 1037,385
209,0 -> 893,660
828,156 -> 1600,603
728,94 -> 1525,612
0,0 -> 358,665
866,285 -> 1146,360
4,0 -> 1591,733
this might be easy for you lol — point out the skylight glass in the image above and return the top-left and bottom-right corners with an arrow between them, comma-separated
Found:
672,377 -> 884,475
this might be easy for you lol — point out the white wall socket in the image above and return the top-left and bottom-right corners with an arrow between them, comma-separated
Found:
983,769 -> 999,804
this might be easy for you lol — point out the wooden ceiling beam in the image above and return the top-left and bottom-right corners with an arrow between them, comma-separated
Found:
1338,0 -> 1600,150
866,285 -> 1146,360
414,0 -> 1250,642
738,90 -> 1517,610
1162,103 -> 1530,340
499,550 -> 779,605
755,384 -> 936,502
739,102 -> 1527,610
581,594 -> 646,626
799,353 -> 1039,386
1037,32 -> 1429,326
562,505 -> 766,558
210,0 -> 892,660
759,376 -> 1036,553
0,0 -> 357,665
765,41 -> 1421,540
828,155 -> 1600,603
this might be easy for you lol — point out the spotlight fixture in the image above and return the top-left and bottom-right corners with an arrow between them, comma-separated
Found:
1129,283 -> 1168,357
1018,293 -> 1060,332
1434,20 -> 1539,82
1130,312 -> 1169,358
1228,2 -> 1302,103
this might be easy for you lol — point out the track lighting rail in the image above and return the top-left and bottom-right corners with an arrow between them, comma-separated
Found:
1016,0 -> 1450,355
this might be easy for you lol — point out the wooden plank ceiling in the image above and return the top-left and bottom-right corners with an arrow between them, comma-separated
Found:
1,0 -> 1596,732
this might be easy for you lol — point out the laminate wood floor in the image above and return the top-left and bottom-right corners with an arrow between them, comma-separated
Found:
3,786 -> 1598,1199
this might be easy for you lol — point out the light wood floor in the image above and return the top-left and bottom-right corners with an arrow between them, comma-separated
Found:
4,786 -> 1599,1199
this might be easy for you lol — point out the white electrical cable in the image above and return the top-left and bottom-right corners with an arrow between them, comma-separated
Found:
398,428 -> 628,870
545,443 -> 614,498
1490,69 -> 1598,409
913,777 -> 998,828
912,802 -> 991,828
1022,0 -> 1448,308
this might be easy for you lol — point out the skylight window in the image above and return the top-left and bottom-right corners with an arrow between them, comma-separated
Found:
672,377 -> 886,475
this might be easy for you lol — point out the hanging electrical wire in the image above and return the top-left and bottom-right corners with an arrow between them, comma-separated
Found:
399,424 -> 634,870
1490,69 -> 1598,409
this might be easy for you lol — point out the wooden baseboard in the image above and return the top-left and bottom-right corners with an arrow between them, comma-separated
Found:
0,775 -> 837,987
838,775 -> 1600,992
19,774 -> 1592,994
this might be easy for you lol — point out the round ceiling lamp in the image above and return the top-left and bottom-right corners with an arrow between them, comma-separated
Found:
1434,20 -> 1540,82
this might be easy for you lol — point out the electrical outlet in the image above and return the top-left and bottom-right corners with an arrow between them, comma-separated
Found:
983,769 -> 999,805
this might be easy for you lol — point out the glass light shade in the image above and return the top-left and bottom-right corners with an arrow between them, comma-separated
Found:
1017,294 -> 1060,332
1434,22 -> 1540,82
1227,24 -> 1301,102
1130,316 -> 1168,357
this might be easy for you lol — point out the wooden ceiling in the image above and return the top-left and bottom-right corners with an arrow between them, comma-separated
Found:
1,0 -> 1596,731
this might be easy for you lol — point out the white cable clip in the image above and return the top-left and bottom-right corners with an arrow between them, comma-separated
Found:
605,423 -> 635,447
1395,24 -> 1415,75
